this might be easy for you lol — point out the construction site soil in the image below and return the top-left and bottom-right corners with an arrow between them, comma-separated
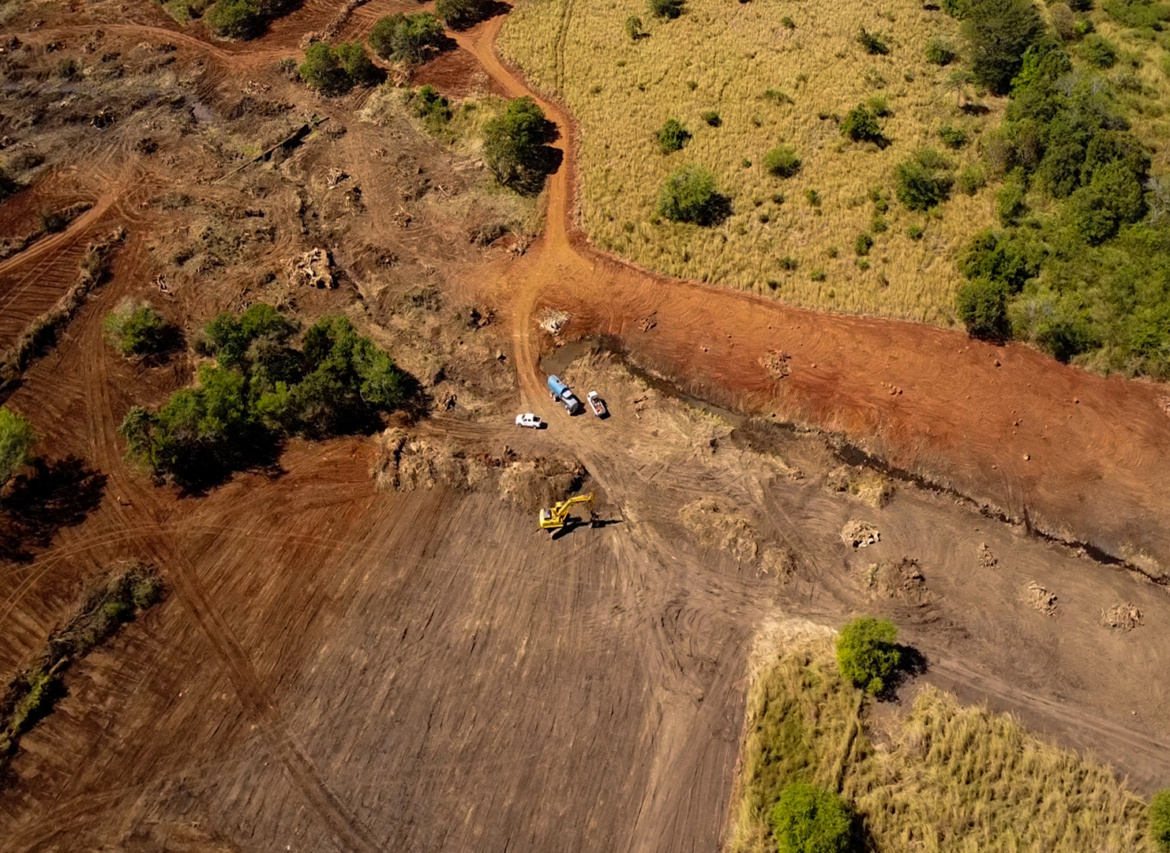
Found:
2,2 -> 1170,851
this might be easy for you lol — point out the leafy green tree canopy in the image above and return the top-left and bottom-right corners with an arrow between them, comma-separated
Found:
483,97 -> 559,193
840,105 -> 884,144
104,300 -> 170,357
657,118 -> 690,153
299,42 -> 381,95
1151,788 -> 1170,853
961,0 -> 1045,94
434,0 -> 491,29
0,408 -> 36,487
369,12 -> 445,64
835,617 -> 901,695
764,145 -> 802,178
769,782 -> 855,853
204,0 -> 262,39
657,164 -> 724,225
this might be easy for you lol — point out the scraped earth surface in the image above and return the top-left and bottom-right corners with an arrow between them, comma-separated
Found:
2,2 -> 1170,852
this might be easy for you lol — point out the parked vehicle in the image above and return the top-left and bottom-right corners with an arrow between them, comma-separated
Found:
546,374 -> 583,414
515,413 -> 544,429
587,391 -> 608,418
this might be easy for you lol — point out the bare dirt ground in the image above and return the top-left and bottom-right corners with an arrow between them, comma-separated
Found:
2,2 -> 1170,852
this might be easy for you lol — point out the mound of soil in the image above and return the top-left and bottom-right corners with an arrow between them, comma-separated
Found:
759,350 -> 790,380
841,519 -> 880,548
679,498 -> 759,562
861,558 -> 932,606
1100,603 -> 1143,631
1024,581 -> 1057,617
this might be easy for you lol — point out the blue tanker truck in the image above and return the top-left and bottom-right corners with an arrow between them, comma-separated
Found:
547,375 -> 583,414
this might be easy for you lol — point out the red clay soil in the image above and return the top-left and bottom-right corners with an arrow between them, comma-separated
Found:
449,14 -> 1170,575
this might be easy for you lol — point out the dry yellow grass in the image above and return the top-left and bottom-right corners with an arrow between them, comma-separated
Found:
499,0 -> 1004,321
728,637 -> 1152,852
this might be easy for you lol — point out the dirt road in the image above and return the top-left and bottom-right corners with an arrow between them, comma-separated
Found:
2,3 -> 1170,853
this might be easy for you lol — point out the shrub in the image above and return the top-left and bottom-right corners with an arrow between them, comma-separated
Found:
657,118 -> 690,153
959,229 -> 1035,291
1152,789 -> 1170,852
104,300 -> 170,357
649,0 -> 683,18
334,42 -> 381,87
836,617 -> 901,694
957,278 -> 1011,340
926,37 -> 957,65
896,150 -> 954,211
1081,33 -> 1118,67
961,0 -> 1045,94
841,105 -> 883,144
204,0 -> 262,39
907,223 -> 925,239
0,407 -> 36,487
368,12 -> 444,64
938,125 -> 967,149
958,164 -> 986,195
625,14 -> 643,40
763,145 -> 801,177
700,109 -> 721,126
855,232 -> 874,256
857,27 -> 890,55
411,84 -> 452,129
805,188 -> 821,206
657,164 -> 723,224
942,0 -> 973,17
996,176 -> 1027,225
483,96 -> 559,193
769,782 -> 854,853
299,43 -> 350,94
434,0 -> 490,28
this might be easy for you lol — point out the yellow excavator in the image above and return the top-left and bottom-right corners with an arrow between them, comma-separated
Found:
539,492 -> 595,531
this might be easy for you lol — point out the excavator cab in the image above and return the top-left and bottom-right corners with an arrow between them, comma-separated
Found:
538,493 -> 595,531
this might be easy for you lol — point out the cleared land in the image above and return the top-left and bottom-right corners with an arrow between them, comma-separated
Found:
2,1 -> 1170,851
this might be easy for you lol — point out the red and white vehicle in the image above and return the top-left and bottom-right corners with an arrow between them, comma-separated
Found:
587,392 -> 607,418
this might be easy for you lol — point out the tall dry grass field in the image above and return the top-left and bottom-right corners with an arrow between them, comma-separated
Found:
499,0 -> 1004,322
728,639 -> 1152,853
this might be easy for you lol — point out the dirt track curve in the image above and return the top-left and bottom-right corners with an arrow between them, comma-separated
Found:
2,3 -> 1170,852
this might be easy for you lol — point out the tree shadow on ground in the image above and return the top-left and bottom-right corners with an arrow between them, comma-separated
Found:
876,643 -> 929,701
0,457 -> 107,562
445,0 -> 511,30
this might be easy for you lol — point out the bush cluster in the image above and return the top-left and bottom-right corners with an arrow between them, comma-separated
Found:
204,0 -> 294,39
657,118 -> 690,153
896,148 -> 954,211
368,12 -> 445,64
840,105 -> 884,144
0,407 -> 36,488
770,782 -> 855,853
299,41 -> 382,95
435,0 -> 491,29
483,97 -> 559,193
657,164 -> 724,225
764,145 -> 802,178
104,300 -> 170,357
1152,789 -> 1170,852
960,0 -> 1045,93
119,305 -> 412,488
835,617 -> 901,695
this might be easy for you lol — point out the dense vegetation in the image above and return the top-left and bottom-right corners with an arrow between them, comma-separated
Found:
434,0 -> 491,29
0,408 -> 36,488
119,305 -> 414,489
203,0 -> 295,39
657,164 -> 724,224
104,300 -> 170,357
368,12 -> 446,64
0,563 -> 163,775
728,638 -> 1156,852
769,782 -> 854,853
834,617 -> 901,695
1153,789 -> 1170,852
483,97 -> 559,193
299,42 -> 382,95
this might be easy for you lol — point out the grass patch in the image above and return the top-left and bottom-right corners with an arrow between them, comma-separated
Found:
728,637 -> 1153,852
500,0 -> 997,320
0,563 -> 164,778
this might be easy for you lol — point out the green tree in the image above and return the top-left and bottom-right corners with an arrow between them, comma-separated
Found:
299,42 -> 349,95
104,300 -> 169,357
835,617 -> 901,695
657,164 -> 723,225
957,278 -> 1011,341
896,149 -> 953,211
202,302 -> 298,370
204,0 -> 262,39
961,0 -> 1045,94
334,42 -> 381,88
925,37 -> 957,65
434,0 -> 490,29
648,0 -> 683,19
1151,788 -> 1170,853
0,408 -> 36,487
483,97 -> 558,192
840,105 -> 883,144
769,782 -> 854,853
657,118 -> 690,153
368,12 -> 445,64
763,145 -> 802,177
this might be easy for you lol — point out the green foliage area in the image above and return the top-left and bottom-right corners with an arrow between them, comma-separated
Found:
649,0 -> 683,19
657,163 -> 723,224
120,305 -> 412,488
854,232 -> 873,256
1152,789 -> 1170,852
368,12 -> 445,64
1102,0 -> 1170,29
483,96 -> 559,193
411,84 -> 453,132
856,27 -> 889,56
204,0 -> 262,39
1081,33 -> 1119,67
926,37 -> 957,65
895,148 -> 954,211
104,300 -> 170,357
0,407 -> 36,488
938,125 -> 968,149
996,173 -> 1027,225
957,277 -> 1011,341
764,145 -> 802,178
299,41 -> 381,95
770,783 -> 854,853
961,0 -> 1045,93
840,105 -> 883,144
834,617 -> 901,695
657,118 -> 690,153
435,0 -> 491,28
942,0 -> 973,18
